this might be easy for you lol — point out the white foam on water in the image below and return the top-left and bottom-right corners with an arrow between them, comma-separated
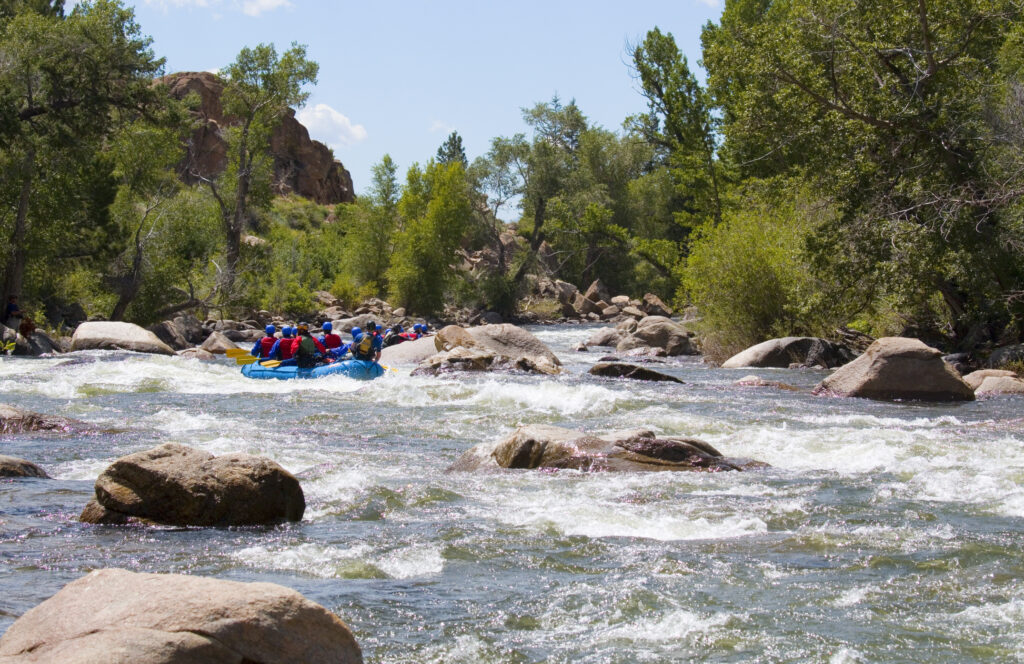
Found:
955,597 -> 1024,627
377,543 -> 445,579
232,542 -> 373,578
796,413 -> 964,429
829,648 -> 867,664
598,607 -> 734,643
832,585 -> 879,607
463,379 -> 632,416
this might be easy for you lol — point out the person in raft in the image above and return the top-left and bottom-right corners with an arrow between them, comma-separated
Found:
250,324 -> 278,359
294,322 -> 327,369
319,321 -> 343,352
382,324 -> 407,348
265,326 -> 294,362
348,326 -> 382,362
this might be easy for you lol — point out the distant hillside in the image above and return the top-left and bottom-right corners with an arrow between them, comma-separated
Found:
160,71 -> 355,205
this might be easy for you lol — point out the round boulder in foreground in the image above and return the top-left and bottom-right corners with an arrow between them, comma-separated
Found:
813,337 -> 974,401
80,443 -> 304,526
0,568 -> 362,663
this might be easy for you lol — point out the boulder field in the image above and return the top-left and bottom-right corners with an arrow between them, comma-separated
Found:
80,443 -> 305,527
449,424 -> 763,473
0,568 -> 362,663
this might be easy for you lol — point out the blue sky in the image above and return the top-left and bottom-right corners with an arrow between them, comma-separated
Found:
125,0 -> 724,196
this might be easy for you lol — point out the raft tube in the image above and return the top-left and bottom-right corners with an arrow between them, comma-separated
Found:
241,359 -> 385,381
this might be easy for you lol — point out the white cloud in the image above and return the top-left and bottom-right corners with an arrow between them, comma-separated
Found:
141,0 -> 291,16
693,0 -> 723,6
240,0 -> 291,16
296,103 -> 368,150
429,120 -> 453,134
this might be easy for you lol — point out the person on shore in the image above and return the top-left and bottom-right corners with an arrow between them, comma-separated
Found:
294,322 -> 327,369
5,295 -> 23,329
251,325 -> 278,359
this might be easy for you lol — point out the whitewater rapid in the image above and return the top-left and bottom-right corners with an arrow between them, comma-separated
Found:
1,324 -> 1022,662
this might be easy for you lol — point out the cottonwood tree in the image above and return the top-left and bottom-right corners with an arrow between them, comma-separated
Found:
194,42 -> 318,300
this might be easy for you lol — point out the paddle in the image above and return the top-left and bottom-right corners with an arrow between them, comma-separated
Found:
224,348 -> 250,358
235,356 -> 259,365
259,360 -> 283,368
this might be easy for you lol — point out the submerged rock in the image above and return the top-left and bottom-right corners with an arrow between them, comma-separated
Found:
722,337 -> 855,369
813,337 -> 974,401
450,424 -> 761,473
733,375 -> 802,392
0,404 -> 89,435
589,362 -> 683,383
80,443 -> 304,527
0,455 -> 49,478
0,568 -> 362,663
70,321 -> 175,356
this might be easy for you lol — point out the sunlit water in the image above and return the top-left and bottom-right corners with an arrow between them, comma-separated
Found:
1,324 -> 1023,662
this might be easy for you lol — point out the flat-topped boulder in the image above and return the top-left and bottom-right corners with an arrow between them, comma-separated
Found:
589,362 -> 683,383
450,424 -> 762,473
379,335 -> 438,365
0,455 -> 49,478
70,321 -> 174,355
975,375 -> 1024,395
415,324 -> 561,376
722,336 -> 855,369
962,369 -> 1018,391
0,568 -> 362,663
813,337 -> 974,401
80,443 -> 304,527
0,404 -> 89,435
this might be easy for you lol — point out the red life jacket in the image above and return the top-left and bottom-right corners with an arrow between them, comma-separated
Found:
322,333 -> 342,349
259,336 -> 277,357
399,332 -> 418,340
280,337 -> 299,360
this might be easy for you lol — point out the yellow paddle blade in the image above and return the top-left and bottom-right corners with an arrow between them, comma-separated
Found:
381,365 -> 398,373
235,356 -> 259,365
259,360 -> 282,368
224,348 -> 250,358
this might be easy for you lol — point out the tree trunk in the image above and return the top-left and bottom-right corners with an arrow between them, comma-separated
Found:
512,198 -> 547,287
2,151 -> 36,306
220,121 -> 252,298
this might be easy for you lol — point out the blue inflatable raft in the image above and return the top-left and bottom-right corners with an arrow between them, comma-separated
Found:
241,359 -> 385,381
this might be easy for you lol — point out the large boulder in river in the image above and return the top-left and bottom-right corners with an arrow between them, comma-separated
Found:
641,293 -> 673,317
616,316 -> 697,356
450,424 -> 760,473
416,324 -> 561,376
0,404 -> 89,435
0,568 -> 362,663
379,335 -> 437,365
586,326 -> 622,347
147,320 -> 189,351
70,321 -> 174,355
813,337 -> 974,401
0,455 -> 49,478
80,443 -> 304,526
199,330 -> 239,354
721,336 -> 855,369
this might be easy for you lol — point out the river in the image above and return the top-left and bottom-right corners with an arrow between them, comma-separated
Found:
1,324 -> 1023,662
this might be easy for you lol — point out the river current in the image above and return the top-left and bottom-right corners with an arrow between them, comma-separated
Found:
1,324 -> 1023,662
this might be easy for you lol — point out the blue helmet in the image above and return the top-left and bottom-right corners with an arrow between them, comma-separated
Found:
375,324 -> 383,332
350,326 -> 362,339
265,324 -> 275,335
322,321 -> 332,332
414,324 -> 423,333
283,326 -> 292,337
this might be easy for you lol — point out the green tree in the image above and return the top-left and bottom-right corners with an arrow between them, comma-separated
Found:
436,130 -> 468,167
339,154 -> 401,294
193,42 -> 318,301
0,0 -> 163,306
387,161 -> 472,314
702,0 -> 1022,346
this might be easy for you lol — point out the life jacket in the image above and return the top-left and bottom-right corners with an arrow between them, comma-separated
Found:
295,335 -> 321,368
321,332 -> 342,349
399,332 -> 418,341
382,330 -> 406,348
351,333 -> 375,360
280,337 -> 298,360
259,336 -> 277,358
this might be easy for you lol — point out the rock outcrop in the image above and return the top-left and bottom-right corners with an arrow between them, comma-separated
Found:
962,369 -> 1018,391
0,404 -> 89,435
722,337 -> 855,369
0,568 -> 362,663
813,337 -> 974,401
588,362 -> 683,383
0,455 -> 49,478
80,443 -> 305,527
415,324 -> 562,376
615,316 -> 697,356
975,375 -> 1024,395
450,424 -> 761,473
70,322 -> 175,355
161,71 -> 355,205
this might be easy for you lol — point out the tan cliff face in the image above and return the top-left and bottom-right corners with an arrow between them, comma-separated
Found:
159,71 -> 355,205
